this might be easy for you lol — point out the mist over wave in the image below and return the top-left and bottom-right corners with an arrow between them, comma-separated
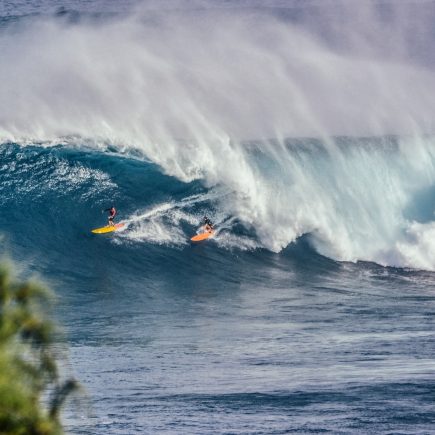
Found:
2,1 -> 435,143
1,1 -> 435,270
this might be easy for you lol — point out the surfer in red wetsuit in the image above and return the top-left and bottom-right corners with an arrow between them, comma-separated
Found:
106,206 -> 117,226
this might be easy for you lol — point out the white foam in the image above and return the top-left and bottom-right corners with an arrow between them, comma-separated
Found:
387,221 -> 435,271
117,191 -> 221,246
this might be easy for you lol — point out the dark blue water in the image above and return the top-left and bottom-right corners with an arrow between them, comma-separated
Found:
1,143 -> 435,434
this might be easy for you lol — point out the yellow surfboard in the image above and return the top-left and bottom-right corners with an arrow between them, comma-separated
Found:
91,223 -> 125,234
191,230 -> 214,242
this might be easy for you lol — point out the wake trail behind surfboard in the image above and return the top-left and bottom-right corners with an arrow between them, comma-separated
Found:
122,190 -> 228,227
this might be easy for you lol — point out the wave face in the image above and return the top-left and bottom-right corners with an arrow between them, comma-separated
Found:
1,137 -> 435,271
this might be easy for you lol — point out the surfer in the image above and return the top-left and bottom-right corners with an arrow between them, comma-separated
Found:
105,206 -> 117,226
203,216 -> 214,233
190,216 -> 214,242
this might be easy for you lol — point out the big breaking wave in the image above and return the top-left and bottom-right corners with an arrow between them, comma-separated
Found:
1,1 -> 435,270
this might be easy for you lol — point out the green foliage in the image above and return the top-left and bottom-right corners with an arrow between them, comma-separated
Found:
0,263 -> 78,435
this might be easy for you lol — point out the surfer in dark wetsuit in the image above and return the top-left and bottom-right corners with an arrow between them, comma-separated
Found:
106,206 -> 117,226
203,216 -> 214,233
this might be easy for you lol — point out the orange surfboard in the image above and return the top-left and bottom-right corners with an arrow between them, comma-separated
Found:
191,230 -> 214,242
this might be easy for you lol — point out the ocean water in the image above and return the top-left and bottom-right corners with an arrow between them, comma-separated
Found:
1,1 -> 435,434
